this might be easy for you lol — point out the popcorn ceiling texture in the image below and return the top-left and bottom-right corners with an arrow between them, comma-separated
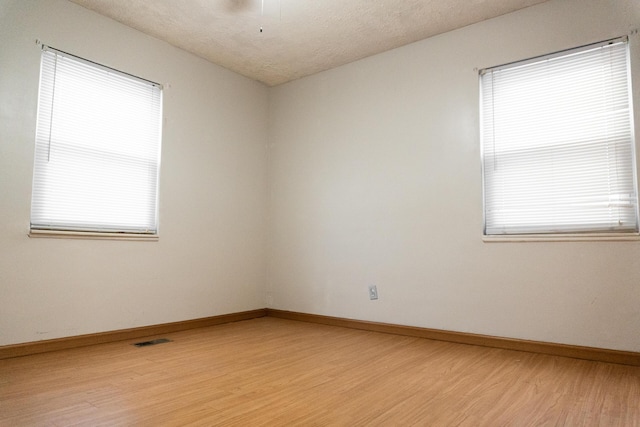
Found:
69,0 -> 548,86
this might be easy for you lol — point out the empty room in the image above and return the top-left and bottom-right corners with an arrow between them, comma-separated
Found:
1,0 -> 639,425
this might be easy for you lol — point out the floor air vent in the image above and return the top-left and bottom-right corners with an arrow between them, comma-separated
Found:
133,338 -> 172,347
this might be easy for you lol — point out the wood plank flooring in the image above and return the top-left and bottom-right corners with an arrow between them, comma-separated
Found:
1,317 -> 639,426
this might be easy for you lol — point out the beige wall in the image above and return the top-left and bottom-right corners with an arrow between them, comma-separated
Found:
0,0 -> 268,345
267,0 -> 640,352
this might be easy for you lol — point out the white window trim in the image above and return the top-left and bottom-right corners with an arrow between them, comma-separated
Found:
482,232 -> 640,243
29,229 -> 159,241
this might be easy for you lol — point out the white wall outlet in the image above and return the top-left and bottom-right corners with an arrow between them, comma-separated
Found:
368,285 -> 378,300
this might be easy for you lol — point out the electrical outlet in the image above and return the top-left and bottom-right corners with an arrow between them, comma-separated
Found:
368,285 -> 378,300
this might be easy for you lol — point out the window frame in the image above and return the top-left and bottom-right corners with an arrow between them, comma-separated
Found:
479,37 -> 639,242
29,46 -> 163,241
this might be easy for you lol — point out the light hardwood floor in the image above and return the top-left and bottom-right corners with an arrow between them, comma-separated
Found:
1,317 -> 639,426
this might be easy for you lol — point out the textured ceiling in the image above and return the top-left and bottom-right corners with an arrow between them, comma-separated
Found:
68,0 -> 548,86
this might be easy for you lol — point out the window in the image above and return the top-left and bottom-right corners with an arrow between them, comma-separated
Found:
31,46 -> 162,238
480,37 -> 637,237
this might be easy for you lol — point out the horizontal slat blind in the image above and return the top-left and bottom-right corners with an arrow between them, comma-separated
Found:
481,39 -> 637,235
31,47 -> 162,234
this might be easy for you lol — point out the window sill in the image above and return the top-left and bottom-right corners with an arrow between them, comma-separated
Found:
29,229 -> 158,241
483,233 -> 640,243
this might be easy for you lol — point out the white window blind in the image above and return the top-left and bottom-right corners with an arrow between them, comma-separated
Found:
31,46 -> 162,235
480,38 -> 637,236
